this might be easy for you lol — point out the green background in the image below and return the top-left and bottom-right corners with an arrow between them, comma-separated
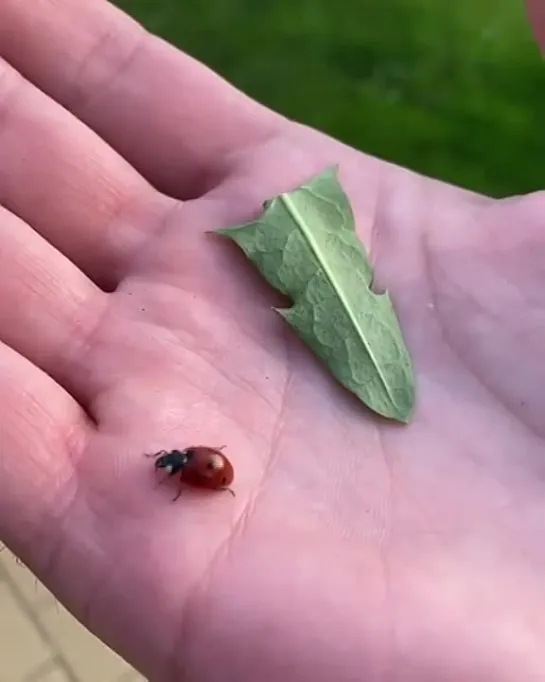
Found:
115,0 -> 544,197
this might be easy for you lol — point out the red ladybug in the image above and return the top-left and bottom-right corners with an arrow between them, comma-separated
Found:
147,446 -> 235,500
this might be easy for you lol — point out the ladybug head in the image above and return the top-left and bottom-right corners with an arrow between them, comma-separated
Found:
154,450 -> 188,475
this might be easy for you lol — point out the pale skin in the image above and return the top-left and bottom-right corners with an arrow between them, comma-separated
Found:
0,1 -> 544,680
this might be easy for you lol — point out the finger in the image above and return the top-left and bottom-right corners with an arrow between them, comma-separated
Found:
526,0 -> 545,53
0,340 -> 91,566
0,57 -> 173,286
0,204 -> 106,403
0,0 -> 284,200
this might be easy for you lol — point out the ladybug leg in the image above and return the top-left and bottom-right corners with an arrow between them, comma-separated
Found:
172,479 -> 184,502
144,450 -> 167,459
224,487 -> 236,497
156,474 -> 169,487
157,464 -> 180,488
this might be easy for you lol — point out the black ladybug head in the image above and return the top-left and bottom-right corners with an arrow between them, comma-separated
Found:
154,450 -> 188,475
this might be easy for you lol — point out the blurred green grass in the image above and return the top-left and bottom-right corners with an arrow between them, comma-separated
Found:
115,0 -> 544,197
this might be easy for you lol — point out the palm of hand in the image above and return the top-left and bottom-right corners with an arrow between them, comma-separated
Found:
0,4 -> 544,682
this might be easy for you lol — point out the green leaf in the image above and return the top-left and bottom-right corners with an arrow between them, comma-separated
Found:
216,166 -> 415,423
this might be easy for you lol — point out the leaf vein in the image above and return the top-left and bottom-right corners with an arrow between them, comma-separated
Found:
281,191 -> 393,401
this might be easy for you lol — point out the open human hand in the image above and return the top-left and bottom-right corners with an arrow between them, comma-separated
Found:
0,1 -> 544,680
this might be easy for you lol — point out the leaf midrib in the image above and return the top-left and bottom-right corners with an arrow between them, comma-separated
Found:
281,191 -> 393,403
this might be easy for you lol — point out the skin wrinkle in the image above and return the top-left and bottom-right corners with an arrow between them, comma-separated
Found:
78,488 -> 149,626
57,291 -> 110,421
77,542 -> 112,636
0,66 -> 26,168
371,423 -> 397,681
94,186 -> 167,290
144,309 -> 270,412
29,444 -> 83,584
207,357 -> 278,417
71,206 -> 187,410
421,234 -> 545,501
421,220 -> 493,397
424,225 -> 545,440
227,314 -> 287,394
440,428 -> 519,524
417,226 -> 539,493
376,540 -> 396,682
168,474 -> 265,681
89,334 -> 269,437
374,427 -> 394,548
170,359 -> 289,682
113,196 -> 185,283
205,370 -> 268,435
217,129 -> 292,200
90,313 -> 278,430
50,297 -> 109,416
68,14 -> 147,114
41,526 -> 74,604
156,294 -> 282,415
44,456 -> 151,660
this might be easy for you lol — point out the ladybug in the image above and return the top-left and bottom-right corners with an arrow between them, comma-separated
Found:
147,446 -> 235,500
